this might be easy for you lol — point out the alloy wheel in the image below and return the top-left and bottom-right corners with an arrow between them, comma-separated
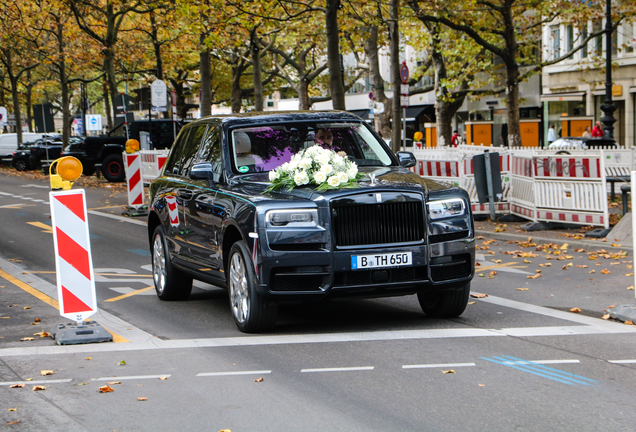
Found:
153,234 -> 166,294
229,252 -> 249,324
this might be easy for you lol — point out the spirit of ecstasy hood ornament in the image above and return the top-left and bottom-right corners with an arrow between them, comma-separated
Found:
368,173 -> 376,186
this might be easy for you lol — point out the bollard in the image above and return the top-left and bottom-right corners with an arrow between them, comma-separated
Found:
621,184 -> 630,216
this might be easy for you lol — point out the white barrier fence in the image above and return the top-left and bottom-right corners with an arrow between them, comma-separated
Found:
409,145 -> 629,227
139,149 -> 170,185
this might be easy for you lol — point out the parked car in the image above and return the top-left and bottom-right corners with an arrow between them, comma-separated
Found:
11,139 -> 40,171
0,133 -> 47,158
548,137 -> 618,152
76,120 -> 183,182
147,111 -> 475,333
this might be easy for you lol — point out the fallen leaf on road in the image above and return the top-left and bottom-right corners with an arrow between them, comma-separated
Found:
6,421 -> 20,425
589,270 -> 596,274
476,236 -> 485,240
159,377 -> 168,380
489,271 -> 497,276
602,314 -> 610,320
626,273 -> 634,277
9,384 -> 25,388
527,274 -> 542,279
609,304 -> 615,309
535,270 -> 542,273
574,248 -> 586,252
601,269 -> 610,275
254,377 -> 264,382
442,370 -> 455,374
219,429 -> 232,432
23,307 -> 31,310
559,243 -> 569,249
8,259 -> 22,262
40,370 -> 55,376
493,259 -> 502,263
468,301 -> 476,305
475,262 -> 481,267
523,259 -> 531,263
34,318 -> 41,322
516,288 -> 529,291
610,262 -> 621,265
8,408 -> 16,411
545,263 -> 552,267
562,265 -> 568,270
577,265 -> 588,268
108,381 -> 122,385
538,264 -> 544,267
99,385 -> 114,393
570,307 -> 582,313
25,378 -> 32,381
627,286 -> 634,291
612,243 -> 622,247
625,320 -> 634,325
589,256 -> 598,260
85,357 -> 91,360
478,273 -> 485,277
32,386 -> 46,391
470,293 -> 488,298
34,331 -> 50,338
137,397 -> 147,401
20,338 -> 34,342
76,383 -> 88,386
478,384 -> 485,387
118,360 -> 126,366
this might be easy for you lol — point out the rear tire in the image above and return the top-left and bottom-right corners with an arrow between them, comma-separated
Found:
151,225 -> 192,301
417,283 -> 471,318
227,240 -> 277,333
13,159 -> 28,171
101,154 -> 125,182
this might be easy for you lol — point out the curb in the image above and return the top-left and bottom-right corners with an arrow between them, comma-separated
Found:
475,229 -> 633,254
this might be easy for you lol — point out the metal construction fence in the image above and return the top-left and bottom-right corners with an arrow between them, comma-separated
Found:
138,149 -> 170,185
409,144 -> 631,228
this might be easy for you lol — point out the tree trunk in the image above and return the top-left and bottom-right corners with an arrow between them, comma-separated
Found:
56,19 -> 70,148
25,70 -> 33,133
325,0 -> 345,110
502,5 -> 521,147
364,26 -> 391,139
389,0 -> 401,153
231,65 -> 242,113
103,46 -> 118,113
150,12 -> 163,80
200,33 -> 211,117
298,78 -> 311,110
10,77 -> 22,143
251,30 -> 263,112
103,79 -> 112,129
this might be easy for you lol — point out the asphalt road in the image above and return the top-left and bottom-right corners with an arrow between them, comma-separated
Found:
1,169 -> 636,431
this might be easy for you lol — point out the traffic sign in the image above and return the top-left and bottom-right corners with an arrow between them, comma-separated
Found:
86,114 -> 102,131
369,92 -> 374,100
400,62 -> 409,85
151,80 -> 167,108
401,84 -> 409,95
401,95 -> 410,107
0,107 -> 7,126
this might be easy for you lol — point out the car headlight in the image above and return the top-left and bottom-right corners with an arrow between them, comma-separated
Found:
265,209 -> 319,227
427,199 -> 465,219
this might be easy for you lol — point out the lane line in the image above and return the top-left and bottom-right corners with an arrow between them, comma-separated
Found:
0,379 -> 73,386
197,370 -> 271,377
105,286 -> 155,302
608,360 -> 636,364
88,210 -> 147,226
403,362 -> 475,369
503,359 -> 580,365
488,355 -> 597,386
301,366 -> 374,373
482,357 -> 592,386
93,374 -> 171,381
0,269 -> 128,344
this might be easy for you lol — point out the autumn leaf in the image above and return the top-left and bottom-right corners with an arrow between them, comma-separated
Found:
34,318 -> 41,322
8,408 -> 16,411
34,331 -> 50,337
589,256 -> 598,260
559,243 -> 569,250
118,360 -> 127,366
20,337 -> 34,342
23,306 -> 31,310
625,320 -> 634,325
601,269 -> 610,275
254,377 -> 264,382
602,314 -> 610,320
575,248 -> 586,252
576,265 -> 588,268
516,288 -> 529,291
6,421 -> 20,425
108,381 -> 122,385
625,273 -> 634,277
494,259 -> 502,263
40,370 -> 55,376
9,384 -> 25,388
470,293 -> 488,298
86,357 -> 91,361
476,235 -> 485,240
99,385 -> 114,393
527,274 -> 542,279
32,386 -> 46,391
478,273 -> 485,277
589,270 -> 596,274
570,307 -> 582,313
489,271 -> 497,276
627,286 -> 634,291
535,270 -> 542,273
137,397 -> 148,401
475,262 -> 481,267
76,383 -> 89,386
442,370 -> 455,374
159,377 -> 168,380
468,301 -> 476,305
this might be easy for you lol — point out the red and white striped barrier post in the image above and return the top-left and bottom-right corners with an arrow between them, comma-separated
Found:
166,195 -> 179,228
50,190 -> 97,323
124,152 -> 144,208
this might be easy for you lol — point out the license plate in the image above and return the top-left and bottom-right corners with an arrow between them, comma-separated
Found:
351,252 -> 412,270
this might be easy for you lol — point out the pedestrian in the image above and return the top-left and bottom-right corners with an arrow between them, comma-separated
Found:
592,121 -> 604,137
582,126 -> 592,138
451,130 -> 459,147
547,124 -> 556,146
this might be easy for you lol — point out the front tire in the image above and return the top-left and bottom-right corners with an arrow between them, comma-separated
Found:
152,225 -> 192,301
417,283 -> 471,318
227,241 -> 277,333
13,159 -> 28,171
101,154 -> 125,182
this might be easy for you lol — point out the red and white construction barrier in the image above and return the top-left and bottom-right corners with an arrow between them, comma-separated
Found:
50,189 -> 97,323
124,153 -> 144,208
140,149 -> 170,185
166,195 -> 179,227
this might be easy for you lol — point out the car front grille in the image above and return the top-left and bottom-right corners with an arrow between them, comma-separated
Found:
332,201 -> 424,247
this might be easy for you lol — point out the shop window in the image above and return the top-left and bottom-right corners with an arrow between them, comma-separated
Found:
626,23 -> 634,54
580,25 -> 588,58
594,20 -> 603,56
551,25 -> 561,59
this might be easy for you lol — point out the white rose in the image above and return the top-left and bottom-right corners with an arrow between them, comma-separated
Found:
280,162 -> 289,172
333,155 -> 345,168
294,170 -> 310,186
338,172 -> 349,183
305,146 -> 319,157
287,160 -> 298,171
320,164 -> 333,175
313,171 -> 327,184
346,164 -> 358,179
317,153 -> 331,165
299,157 -> 312,169
269,170 -> 280,181
327,176 -> 341,187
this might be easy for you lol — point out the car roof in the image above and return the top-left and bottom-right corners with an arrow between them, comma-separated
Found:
186,110 -> 364,128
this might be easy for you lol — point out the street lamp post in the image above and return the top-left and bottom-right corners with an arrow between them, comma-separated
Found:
600,0 -> 617,139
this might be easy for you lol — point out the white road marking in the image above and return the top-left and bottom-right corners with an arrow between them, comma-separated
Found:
109,287 -> 155,295
94,268 -> 137,274
93,374 -> 171,381
608,360 -> 636,364
403,362 -> 475,369
0,379 -> 73,386
197,370 -> 271,377
140,264 -> 153,272
0,191 -> 12,196
88,210 -> 147,226
21,184 -> 50,189
502,359 -> 580,365
301,366 -> 374,373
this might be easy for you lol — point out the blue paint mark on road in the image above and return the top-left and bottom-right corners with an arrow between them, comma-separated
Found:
90,234 -> 101,240
482,355 -> 598,386
127,248 -> 151,257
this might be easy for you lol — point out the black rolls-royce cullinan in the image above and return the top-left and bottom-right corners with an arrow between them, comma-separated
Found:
147,111 -> 475,332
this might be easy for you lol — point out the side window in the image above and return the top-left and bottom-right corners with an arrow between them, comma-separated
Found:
164,128 -> 191,175
180,125 -> 208,176
198,125 -> 223,182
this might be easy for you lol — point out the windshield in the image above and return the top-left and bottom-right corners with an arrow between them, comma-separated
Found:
230,121 -> 394,174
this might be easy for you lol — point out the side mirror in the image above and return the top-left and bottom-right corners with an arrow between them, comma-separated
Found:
190,162 -> 215,184
396,151 -> 417,168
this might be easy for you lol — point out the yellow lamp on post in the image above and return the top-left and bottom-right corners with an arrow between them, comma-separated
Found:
414,131 -> 423,142
125,139 -> 140,154
50,157 -> 83,191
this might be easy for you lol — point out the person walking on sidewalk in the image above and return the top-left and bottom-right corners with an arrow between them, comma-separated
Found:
592,121 -> 604,137
547,124 -> 556,146
582,126 -> 592,138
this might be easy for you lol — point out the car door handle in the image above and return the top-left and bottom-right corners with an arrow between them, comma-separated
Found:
177,189 -> 193,200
